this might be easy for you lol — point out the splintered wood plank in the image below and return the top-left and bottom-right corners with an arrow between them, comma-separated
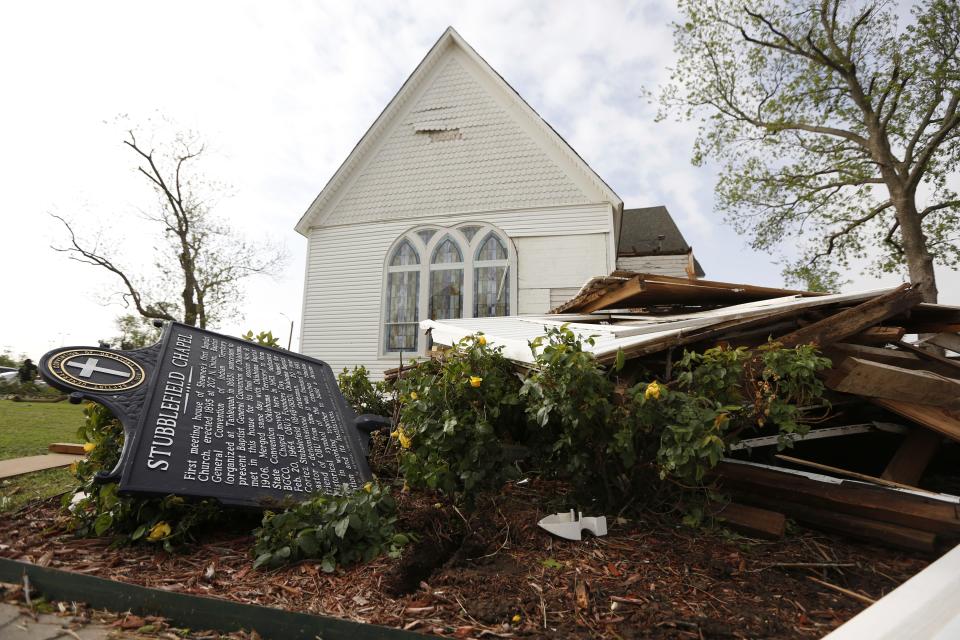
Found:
873,398 -> 960,444
824,356 -> 960,407
710,501 -> 785,539
882,428 -> 942,486
777,284 -> 922,348
580,276 -> 645,313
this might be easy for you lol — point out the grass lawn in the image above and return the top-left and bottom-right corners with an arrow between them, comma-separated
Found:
0,399 -> 85,459
0,399 -> 86,511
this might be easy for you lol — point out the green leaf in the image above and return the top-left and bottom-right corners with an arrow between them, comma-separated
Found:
541,558 -> 563,569
334,516 -> 350,539
93,512 -> 114,536
320,556 -> 336,573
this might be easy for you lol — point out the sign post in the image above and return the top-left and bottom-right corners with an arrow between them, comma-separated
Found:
39,323 -> 388,507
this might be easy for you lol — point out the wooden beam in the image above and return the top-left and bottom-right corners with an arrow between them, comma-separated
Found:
736,493 -> 939,553
776,284 -> 923,348
48,443 -> 86,455
824,356 -> 960,407
709,501 -> 785,539
581,277 -> 645,313
825,343 -> 922,367
896,340 -> 960,374
873,398 -> 960,444
848,326 -> 906,345
882,428 -> 942,486
716,460 -> 960,534
921,332 -> 960,355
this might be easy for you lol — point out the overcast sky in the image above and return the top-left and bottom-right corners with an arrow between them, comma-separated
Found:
1,0 -> 956,361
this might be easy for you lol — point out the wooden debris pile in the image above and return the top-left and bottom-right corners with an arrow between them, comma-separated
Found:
425,272 -> 960,553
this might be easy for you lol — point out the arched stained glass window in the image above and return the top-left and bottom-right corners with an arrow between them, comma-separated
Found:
431,237 -> 463,264
429,236 -> 463,320
476,233 -> 507,261
390,240 -> 419,266
384,240 -> 420,351
383,224 -> 515,355
474,232 -> 510,318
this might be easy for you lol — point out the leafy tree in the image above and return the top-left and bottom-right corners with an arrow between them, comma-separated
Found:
53,126 -> 287,327
107,314 -> 162,350
661,0 -> 960,300
0,351 -> 18,368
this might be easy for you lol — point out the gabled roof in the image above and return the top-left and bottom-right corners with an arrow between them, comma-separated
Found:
295,26 -> 622,235
618,206 -> 693,256
618,206 -> 705,277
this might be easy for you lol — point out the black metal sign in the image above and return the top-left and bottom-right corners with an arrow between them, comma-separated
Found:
39,323 -> 387,507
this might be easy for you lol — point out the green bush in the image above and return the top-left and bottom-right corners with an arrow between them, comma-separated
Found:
521,326 -> 656,505
64,403 -> 224,550
652,343 -> 831,483
252,482 -> 407,571
337,365 -> 395,417
395,335 -> 525,497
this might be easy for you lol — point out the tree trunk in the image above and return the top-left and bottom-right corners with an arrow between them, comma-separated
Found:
893,196 -> 938,303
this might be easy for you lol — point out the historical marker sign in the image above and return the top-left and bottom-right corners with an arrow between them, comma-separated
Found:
39,323 -> 384,507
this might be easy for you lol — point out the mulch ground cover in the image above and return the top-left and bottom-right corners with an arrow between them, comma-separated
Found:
0,480 -> 933,639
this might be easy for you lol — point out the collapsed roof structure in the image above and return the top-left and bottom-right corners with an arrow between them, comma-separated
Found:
422,271 -> 960,554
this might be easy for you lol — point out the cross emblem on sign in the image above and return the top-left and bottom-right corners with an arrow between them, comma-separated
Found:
65,357 -> 130,379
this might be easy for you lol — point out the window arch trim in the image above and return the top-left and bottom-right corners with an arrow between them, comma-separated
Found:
380,222 -> 517,356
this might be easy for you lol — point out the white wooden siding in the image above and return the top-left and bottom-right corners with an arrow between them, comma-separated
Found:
321,50 -> 592,227
301,205 -> 613,378
616,254 -> 690,277
516,235 -> 608,289
549,288 -> 581,309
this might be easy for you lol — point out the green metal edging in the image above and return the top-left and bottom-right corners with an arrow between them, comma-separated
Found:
0,558 -> 427,639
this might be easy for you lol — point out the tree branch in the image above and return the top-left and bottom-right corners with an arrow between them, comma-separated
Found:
50,214 -> 176,322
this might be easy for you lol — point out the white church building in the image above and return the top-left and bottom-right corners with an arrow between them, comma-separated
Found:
295,27 -> 702,377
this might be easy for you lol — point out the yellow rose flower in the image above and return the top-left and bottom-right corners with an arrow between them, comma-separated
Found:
410,391 -> 418,401
644,381 -> 661,400
470,376 -> 483,388
512,614 -> 521,624
83,442 -> 96,453
363,482 -> 373,493
391,426 -> 412,449
477,335 -> 487,346
147,521 -> 172,541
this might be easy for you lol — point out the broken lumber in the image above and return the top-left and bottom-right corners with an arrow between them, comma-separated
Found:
47,443 -> 86,455
920,332 -> 960,355
710,501 -> 785,539
734,493 -> 940,554
777,284 -> 922,348
873,399 -> 960,444
882,428 -> 942,486
716,459 -> 960,535
825,343 -> 922,368
848,326 -> 906,345
824,357 -> 960,407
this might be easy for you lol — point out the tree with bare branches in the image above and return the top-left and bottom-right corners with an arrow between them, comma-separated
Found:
661,0 -> 960,299
54,128 -> 286,328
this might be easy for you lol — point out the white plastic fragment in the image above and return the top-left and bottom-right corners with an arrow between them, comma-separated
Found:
538,509 -> 608,541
